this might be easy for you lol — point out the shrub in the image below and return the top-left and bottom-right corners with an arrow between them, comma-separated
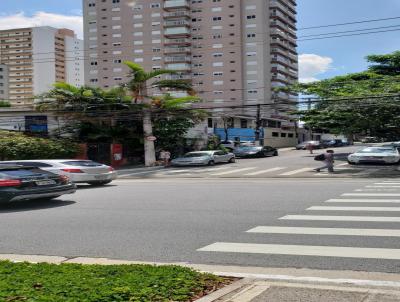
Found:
0,131 -> 80,160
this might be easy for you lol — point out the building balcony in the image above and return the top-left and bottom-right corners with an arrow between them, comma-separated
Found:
165,46 -> 191,54
270,0 -> 296,21
165,56 -> 191,63
164,27 -> 191,37
165,63 -> 191,71
164,0 -> 190,11
164,20 -> 190,28
165,74 -> 192,81
164,11 -> 191,19
164,37 -> 192,45
270,10 -> 296,26
270,38 -> 296,51
270,19 -> 296,37
270,28 -> 297,47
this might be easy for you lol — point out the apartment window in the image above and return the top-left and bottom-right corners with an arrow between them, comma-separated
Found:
247,15 -> 256,19
240,119 -> 248,128
150,3 -> 161,8
213,17 -> 222,21
272,132 -> 279,137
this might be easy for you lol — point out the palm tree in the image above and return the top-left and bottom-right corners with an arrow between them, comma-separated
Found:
123,61 -> 196,166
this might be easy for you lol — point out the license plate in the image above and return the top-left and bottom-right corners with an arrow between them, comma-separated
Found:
36,180 -> 56,186
94,175 -> 108,180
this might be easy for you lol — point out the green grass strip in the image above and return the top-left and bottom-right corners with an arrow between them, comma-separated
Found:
0,261 -> 222,302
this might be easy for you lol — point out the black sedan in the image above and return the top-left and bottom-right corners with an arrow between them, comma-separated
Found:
233,146 -> 278,158
0,165 -> 76,204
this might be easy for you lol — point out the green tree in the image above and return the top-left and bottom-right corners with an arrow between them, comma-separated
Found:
123,61 -> 196,166
282,51 -> 400,140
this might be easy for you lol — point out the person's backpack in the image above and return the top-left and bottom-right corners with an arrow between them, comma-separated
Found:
314,154 -> 325,161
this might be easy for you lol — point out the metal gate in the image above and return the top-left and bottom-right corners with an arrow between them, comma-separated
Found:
87,143 -> 111,165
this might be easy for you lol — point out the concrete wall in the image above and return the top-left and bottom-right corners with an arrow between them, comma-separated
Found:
263,127 -> 297,147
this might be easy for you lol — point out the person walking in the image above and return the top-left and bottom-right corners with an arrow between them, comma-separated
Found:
159,149 -> 171,167
306,143 -> 314,154
315,150 -> 335,173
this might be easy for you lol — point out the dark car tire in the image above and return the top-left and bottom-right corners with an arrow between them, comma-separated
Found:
229,157 -> 236,163
273,151 -> 278,156
88,180 -> 112,186
208,160 -> 215,166
347,161 -> 356,165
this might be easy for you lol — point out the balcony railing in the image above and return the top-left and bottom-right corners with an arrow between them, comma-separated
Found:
165,47 -> 191,54
164,11 -> 191,18
164,0 -> 190,10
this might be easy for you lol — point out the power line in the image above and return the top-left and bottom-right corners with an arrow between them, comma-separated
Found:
298,28 -> 400,41
298,16 -> 400,30
298,24 -> 400,38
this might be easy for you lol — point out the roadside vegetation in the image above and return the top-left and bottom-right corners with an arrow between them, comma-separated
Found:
0,131 -> 80,160
0,261 -> 224,302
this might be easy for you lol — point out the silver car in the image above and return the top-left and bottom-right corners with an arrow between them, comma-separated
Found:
348,147 -> 400,165
171,151 -> 235,166
0,160 -> 118,185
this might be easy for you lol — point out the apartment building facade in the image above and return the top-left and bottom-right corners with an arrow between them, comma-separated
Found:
0,26 -> 84,106
83,0 -> 297,123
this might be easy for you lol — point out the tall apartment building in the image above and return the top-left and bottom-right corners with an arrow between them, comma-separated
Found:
83,0 -> 297,119
0,26 -> 84,106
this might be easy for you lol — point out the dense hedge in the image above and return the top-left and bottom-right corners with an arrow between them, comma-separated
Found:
0,131 -> 80,160
0,261 -> 221,302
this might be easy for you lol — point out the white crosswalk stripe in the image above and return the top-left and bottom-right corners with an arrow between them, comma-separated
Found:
279,167 -> 313,176
280,215 -> 400,222
197,242 -> 400,260
307,206 -> 400,212
210,167 -> 256,176
366,185 -> 400,188
247,226 -> 400,237
343,193 -> 400,197
244,167 -> 286,176
326,198 -> 400,203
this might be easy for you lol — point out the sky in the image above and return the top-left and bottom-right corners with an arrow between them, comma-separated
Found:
0,0 -> 399,82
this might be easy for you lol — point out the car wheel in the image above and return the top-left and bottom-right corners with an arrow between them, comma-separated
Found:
87,180 -> 112,186
273,151 -> 278,156
347,161 -> 356,165
208,160 -> 215,166
229,157 -> 236,163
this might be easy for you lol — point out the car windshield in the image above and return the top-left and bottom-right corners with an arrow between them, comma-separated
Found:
61,161 -> 103,167
358,148 -> 396,154
237,147 -> 260,151
183,153 -> 209,158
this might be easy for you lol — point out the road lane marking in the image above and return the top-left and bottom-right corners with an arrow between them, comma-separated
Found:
280,215 -> 400,222
279,168 -> 313,176
379,182 -> 400,185
210,167 -> 256,176
326,198 -> 400,203
119,171 -> 159,177
336,163 -> 348,167
367,186 -> 400,188
246,226 -> 400,237
307,206 -> 400,212
343,193 -> 400,197
197,242 -> 400,260
244,167 -> 285,176
355,189 -> 398,192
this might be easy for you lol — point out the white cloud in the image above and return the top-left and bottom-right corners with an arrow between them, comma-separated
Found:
298,54 -> 333,83
0,12 -> 83,39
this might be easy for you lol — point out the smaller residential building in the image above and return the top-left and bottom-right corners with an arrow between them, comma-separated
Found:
0,26 -> 84,106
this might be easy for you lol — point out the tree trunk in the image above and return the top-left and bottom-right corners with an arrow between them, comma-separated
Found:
143,109 -> 156,166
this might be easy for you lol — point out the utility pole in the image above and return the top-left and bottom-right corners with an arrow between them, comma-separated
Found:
307,98 -> 313,141
255,104 -> 263,146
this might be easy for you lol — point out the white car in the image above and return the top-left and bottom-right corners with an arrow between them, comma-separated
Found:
348,147 -> 400,165
0,160 -> 118,185
171,150 -> 235,166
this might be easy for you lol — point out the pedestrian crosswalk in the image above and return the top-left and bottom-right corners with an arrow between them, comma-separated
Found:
197,180 -> 400,264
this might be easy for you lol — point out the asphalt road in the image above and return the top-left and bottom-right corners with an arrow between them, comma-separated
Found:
2,177 -> 400,274
118,145 -> 400,179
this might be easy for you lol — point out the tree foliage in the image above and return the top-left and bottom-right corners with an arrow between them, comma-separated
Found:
283,51 -> 400,139
0,131 -> 80,160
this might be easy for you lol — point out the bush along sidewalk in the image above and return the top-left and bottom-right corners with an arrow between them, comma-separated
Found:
0,261 -> 226,302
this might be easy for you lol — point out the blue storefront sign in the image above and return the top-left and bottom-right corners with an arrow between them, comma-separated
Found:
214,128 -> 264,142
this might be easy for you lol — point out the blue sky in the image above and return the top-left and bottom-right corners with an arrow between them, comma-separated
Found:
1,0 -> 399,81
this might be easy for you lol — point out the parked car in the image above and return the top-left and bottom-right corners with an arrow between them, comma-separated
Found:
0,160 -> 117,186
347,147 -> 400,165
296,141 -> 322,150
171,151 -> 235,166
0,165 -> 76,204
321,139 -> 345,148
234,146 -> 278,158
382,142 -> 400,151
218,140 -> 236,151
360,136 -> 380,143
